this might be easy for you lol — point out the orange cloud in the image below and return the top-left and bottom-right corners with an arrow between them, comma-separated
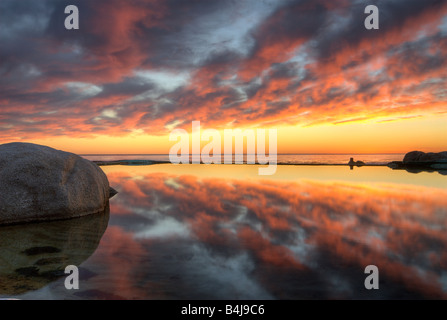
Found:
0,0 -> 446,153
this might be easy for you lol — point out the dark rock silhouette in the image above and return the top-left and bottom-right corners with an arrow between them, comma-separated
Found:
109,187 -> 119,198
348,157 -> 366,170
403,151 -> 447,163
388,151 -> 447,174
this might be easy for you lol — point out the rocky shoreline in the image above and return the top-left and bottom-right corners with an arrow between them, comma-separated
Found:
387,151 -> 447,175
93,152 -> 447,176
93,159 -> 169,166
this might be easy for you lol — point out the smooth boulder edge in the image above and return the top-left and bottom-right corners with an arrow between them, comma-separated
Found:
0,142 -> 113,225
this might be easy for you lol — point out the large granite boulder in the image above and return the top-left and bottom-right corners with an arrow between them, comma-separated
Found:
403,151 -> 447,163
0,143 -> 111,225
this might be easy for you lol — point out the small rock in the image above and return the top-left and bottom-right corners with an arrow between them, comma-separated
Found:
109,187 -> 119,198
348,158 -> 365,166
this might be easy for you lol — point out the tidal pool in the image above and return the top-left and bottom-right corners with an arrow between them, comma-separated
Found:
3,164 -> 446,300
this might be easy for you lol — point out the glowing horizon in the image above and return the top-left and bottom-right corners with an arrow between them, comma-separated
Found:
1,0 -> 446,154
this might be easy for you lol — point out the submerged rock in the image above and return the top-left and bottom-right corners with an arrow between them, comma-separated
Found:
0,142 -> 111,225
0,210 -> 109,295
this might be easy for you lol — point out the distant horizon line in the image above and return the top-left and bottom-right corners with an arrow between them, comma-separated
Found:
80,152 -> 407,156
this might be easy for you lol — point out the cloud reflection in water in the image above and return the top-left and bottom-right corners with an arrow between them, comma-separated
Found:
77,170 -> 447,299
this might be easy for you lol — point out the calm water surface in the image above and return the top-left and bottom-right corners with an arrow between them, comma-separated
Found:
1,164 -> 446,300
83,153 -> 405,165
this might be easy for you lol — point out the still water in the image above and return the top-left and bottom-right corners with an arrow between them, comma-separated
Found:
83,153 -> 405,165
1,164 -> 446,299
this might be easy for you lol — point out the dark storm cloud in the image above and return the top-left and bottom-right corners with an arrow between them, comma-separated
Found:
97,78 -> 156,99
313,0 -> 446,60
44,0 -> 242,69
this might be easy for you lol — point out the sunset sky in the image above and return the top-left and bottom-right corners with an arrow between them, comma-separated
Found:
0,0 -> 446,154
